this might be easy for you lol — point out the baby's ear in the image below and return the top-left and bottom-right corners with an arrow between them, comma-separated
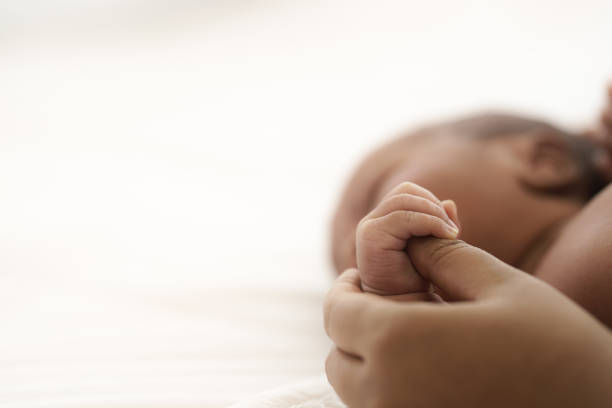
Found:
517,132 -> 582,195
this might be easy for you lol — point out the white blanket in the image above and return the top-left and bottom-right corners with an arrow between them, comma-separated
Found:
0,270 -> 335,407
230,377 -> 344,408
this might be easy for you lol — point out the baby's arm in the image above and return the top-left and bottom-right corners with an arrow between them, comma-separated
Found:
534,183 -> 612,328
356,182 -> 460,296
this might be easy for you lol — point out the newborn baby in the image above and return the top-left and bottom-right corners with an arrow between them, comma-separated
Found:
332,88 -> 612,321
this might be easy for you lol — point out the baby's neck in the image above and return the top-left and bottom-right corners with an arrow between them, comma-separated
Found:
515,219 -> 568,274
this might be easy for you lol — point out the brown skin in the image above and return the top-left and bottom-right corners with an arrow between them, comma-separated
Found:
353,178 -> 612,328
324,239 -> 612,408
332,123 -> 586,274
356,181 -> 460,296
534,184 -> 612,327
333,88 -> 612,327
325,86 -> 612,406
585,84 -> 612,179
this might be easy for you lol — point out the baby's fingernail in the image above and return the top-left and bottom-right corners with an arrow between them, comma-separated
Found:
442,200 -> 459,230
445,224 -> 459,239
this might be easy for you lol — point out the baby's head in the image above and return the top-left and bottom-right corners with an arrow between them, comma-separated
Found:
331,113 -> 608,273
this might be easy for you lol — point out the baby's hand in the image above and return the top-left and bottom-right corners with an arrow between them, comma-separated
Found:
356,182 -> 460,296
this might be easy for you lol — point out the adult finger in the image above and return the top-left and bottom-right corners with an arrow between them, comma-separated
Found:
325,346 -> 365,408
323,269 -> 387,355
406,237 -> 525,301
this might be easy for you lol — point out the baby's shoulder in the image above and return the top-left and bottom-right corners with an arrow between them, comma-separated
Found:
535,184 -> 612,326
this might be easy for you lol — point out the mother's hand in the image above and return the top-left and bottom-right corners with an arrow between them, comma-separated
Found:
324,238 -> 612,408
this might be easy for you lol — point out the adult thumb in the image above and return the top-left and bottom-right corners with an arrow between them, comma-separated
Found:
406,237 -> 523,301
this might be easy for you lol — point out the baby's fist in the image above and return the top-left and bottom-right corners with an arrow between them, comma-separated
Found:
356,182 -> 460,296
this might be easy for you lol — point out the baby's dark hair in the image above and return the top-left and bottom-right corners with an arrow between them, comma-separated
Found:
440,112 -> 608,200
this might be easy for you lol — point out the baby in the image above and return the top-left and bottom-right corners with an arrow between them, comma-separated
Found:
331,85 -> 612,324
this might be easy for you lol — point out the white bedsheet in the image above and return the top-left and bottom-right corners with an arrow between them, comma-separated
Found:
229,377 -> 343,408
0,264 -> 333,407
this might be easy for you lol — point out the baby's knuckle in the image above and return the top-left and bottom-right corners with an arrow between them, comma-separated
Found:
356,219 -> 377,241
384,194 -> 407,207
397,210 -> 415,224
356,217 -> 369,232
394,181 -> 417,193
393,194 -> 424,210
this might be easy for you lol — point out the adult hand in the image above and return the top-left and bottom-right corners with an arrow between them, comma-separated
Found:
324,238 -> 612,408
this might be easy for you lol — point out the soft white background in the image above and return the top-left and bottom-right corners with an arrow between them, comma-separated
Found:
1,1 -> 611,406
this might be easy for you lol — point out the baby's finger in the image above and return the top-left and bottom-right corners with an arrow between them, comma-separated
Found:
441,200 -> 461,232
361,211 -> 459,250
379,181 -> 442,206
364,193 -> 457,230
